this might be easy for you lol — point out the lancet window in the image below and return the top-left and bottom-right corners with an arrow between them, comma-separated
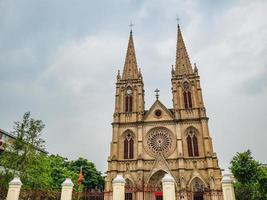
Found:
183,82 -> 192,109
187,130 -> 199,157
125,87 -> 133,113
124,133 -> 134,159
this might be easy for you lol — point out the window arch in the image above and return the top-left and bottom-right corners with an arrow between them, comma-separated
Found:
191,177 -> 205,191
125,87 -> 133,113
183,82 -> 192,109
124,132 -> 134,159
187,130 -> 199,157
191,177 -> 205,200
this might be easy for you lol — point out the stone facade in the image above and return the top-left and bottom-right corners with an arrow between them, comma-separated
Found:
105,26 -> 223,200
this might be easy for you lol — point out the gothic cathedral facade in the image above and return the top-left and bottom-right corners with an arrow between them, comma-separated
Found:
105,25 -> 223,200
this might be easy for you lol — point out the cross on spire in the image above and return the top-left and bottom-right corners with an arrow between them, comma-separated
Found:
129,21 -> 134,32
154,88 -> 160,100
176,17 -> 180,25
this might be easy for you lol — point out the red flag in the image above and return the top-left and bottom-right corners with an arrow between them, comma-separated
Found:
77,167 -> 84,187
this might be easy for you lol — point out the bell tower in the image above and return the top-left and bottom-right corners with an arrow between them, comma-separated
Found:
171,24 -> 215,157
170,24 -> 222,196
113,30 -> 145,123
171,24 -> 205,113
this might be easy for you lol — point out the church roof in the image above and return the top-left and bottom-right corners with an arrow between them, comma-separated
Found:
175,24 -> 193,75
122,31 -> 139,80
144,100 -> 174,121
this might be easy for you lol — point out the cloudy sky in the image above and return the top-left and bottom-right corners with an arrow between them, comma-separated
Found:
0,0 -> 266,173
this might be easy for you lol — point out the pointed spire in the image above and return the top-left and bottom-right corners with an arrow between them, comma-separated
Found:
194,63 -> 198,74
117,70 -> 121,80
175,24 -> 193,75
171,65 -> 175,77
122,30 -> 139,80
138,68 -> 142,79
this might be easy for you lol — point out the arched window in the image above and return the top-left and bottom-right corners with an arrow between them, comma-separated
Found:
183,82 -> 192,109
187,130 -> 199,157
187,135 -> 193,157
193,135 -> 199,156
125,87 -> 133,113
191,177 -> 205,200
124,133 -> 134,159
124,138 -> 129,159
183,91 -> 192,109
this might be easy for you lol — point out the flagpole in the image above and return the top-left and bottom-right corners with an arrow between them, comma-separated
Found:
77,166 -> 84,200
77,184 -> 81,200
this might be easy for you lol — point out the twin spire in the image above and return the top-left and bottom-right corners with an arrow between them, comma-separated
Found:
175,24 -> 193,75
121,23 -> 193,80
122,30 -> 139,80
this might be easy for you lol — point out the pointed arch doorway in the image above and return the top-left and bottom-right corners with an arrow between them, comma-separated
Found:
191,177 -> 205,200
125,178 -> 134,200
154,191 -> 163,200
145,170 -> 166,200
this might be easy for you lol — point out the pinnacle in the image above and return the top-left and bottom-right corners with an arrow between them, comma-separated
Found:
122,31 -> 139,80
175,24 -> 193,75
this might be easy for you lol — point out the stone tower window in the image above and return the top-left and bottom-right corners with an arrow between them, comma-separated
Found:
125,87 -> 133,113
187,130 -> 199,157
183,82 -> 192,109
124,133 -> 134,159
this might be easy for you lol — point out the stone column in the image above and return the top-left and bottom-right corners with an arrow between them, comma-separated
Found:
6,177 -> 22,200
222,172 -> 236,200
61,178 -> 74,200
162,174 -> 176,200
112,175 -> 125,200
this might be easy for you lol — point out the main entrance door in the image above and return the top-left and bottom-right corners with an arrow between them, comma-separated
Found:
125,192 -> 132,200
193,192 -> 204,200
146,170 -> 166,200
154,191 -> 163,200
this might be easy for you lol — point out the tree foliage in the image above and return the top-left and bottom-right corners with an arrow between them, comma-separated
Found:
0,112 -> 104,192
230,150 -> 267,200
49,154 -> 78,190
67,157 -> 105,191
0,112 -> 49,189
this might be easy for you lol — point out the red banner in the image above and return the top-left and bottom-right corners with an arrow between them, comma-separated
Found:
154,191 -> 163,196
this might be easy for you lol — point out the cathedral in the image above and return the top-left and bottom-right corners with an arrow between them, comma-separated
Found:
104,24 -> 223,200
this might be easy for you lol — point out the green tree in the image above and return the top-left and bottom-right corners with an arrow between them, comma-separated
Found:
230,150 -> 261,184
67,158 -> 104,191
22,154 -> 52,190
0,112 -> 51,189
230,150 -> 267,200
49,154 -> 78,190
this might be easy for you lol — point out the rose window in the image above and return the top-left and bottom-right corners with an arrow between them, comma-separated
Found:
146,128 -> 173,156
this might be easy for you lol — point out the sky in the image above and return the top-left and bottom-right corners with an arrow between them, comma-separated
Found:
0,0 -> 266,173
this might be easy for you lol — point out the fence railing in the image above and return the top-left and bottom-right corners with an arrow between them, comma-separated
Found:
0,188 -> 8,200
72,191 -> 106,200
4,173 -> 236,200
176,190 -> 224,200
19,190 -> 61,200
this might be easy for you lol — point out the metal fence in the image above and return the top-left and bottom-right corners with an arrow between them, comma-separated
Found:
120,187 -> 224,200
0,188 -> 7,200
72,190 -> 113,200
18,190 -> 111,200
176,190 -> 224,200
19,190 -> 61,200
